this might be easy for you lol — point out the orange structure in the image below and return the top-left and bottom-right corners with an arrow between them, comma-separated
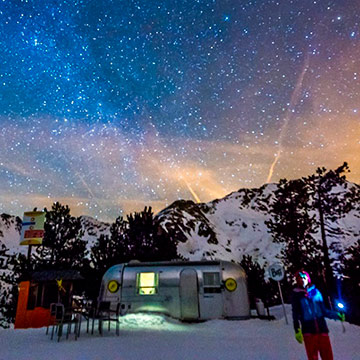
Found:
15,281 -> 53,329
14,270 -> 83,329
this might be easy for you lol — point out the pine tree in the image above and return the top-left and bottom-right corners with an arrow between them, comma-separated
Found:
0,241 -> 27,328
343,240 -> 360,292
0,240 -> 7,270
306,162 -> 357,296
266,178 -> 322,281
240,255 -> 276,307
33,202 -> 87,271
90,216 -> 129,280
341,240 -> 360,325
126,206 -> 179,262
0,240 -> 10,328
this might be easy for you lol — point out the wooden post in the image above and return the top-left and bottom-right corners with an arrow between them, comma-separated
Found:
27,245 -> 33,270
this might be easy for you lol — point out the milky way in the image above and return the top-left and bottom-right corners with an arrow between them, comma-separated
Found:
0,0 -> 359,221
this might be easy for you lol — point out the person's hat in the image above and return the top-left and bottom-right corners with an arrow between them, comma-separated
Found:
295,270 -> 311,284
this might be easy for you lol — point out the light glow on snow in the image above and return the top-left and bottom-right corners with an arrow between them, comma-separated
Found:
1,306 -> 360,360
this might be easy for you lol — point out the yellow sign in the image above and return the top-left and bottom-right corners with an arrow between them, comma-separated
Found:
225,278 -> 237,292
20,211 -> 46,245
108,280 -> 119,293
56,279 -> 66,293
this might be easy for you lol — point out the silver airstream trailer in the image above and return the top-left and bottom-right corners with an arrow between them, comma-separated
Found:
99,260 -> 250,321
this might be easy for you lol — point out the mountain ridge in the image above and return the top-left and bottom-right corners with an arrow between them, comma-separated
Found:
1,181 -> 359,267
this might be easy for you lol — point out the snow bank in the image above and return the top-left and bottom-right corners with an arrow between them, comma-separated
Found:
0,305 -> 359,360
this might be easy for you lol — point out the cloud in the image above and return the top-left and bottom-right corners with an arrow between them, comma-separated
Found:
0,118 -> 358,221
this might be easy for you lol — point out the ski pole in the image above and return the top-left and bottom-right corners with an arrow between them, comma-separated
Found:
341,321 -> 346,333
336,301 -> 346,333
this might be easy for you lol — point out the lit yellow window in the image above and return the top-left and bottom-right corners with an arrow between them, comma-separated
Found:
137,272 -> 158,295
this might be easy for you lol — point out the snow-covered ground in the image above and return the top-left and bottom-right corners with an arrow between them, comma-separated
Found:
1,305 -> 359,360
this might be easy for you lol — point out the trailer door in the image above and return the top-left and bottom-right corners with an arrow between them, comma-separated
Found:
200,272 -> 223,319
179,269 -> 199,321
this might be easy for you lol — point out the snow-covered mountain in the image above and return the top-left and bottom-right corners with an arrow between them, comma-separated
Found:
157,182 -> 360,266
79,215 -> 111,249
157,184 -> 282,266
1,182 -> 359,267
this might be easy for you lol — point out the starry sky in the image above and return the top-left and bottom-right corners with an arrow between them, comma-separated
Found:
0,0 -> 359,221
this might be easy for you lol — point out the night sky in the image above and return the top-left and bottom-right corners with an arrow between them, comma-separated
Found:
1,0 -> 359,221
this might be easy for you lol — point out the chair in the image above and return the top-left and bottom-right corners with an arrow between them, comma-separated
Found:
68,295 -> 87,338
46,303 -> 58,335
94,301 -> 121,336
64,310 -> 81,340
82,299 -> 96,334
90,299 -> 99,335
48,303 -> 81,341
49,303 -> 65,342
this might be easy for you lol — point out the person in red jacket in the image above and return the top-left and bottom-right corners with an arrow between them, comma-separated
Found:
291,270 -> 344,360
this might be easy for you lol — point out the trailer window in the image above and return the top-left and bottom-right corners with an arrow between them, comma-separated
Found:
203,272 -> 221,294
137,272 -> 158,295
